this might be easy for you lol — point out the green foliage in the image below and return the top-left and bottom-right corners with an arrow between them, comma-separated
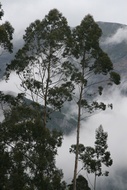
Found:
70,125 -> 113,189
6,9 -> 73,122
68,14 -> 119,190
0,94 -> 66,190
3,9 -> 121,190
68,175 -> 91,190
69,14 -> 120,98
5,9 -> 121,117
0,3 -> 4,20
110,71 -> 121,85
0,3 -> 14,53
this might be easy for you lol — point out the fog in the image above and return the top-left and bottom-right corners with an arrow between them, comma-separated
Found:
56,83 -> 127,189
103,26 -> 127,45
1,72 -> 127,189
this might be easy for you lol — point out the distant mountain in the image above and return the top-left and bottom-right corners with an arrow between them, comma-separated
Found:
98,22 -> 127,77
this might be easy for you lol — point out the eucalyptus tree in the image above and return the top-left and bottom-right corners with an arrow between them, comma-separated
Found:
0,2 -> 14,54
64,14 -> 120,190
70,125 -> 113,190
0,92 -> 66,190
5,10 -> 121,190
6,9 -> 73,128
0,7 -> 69,190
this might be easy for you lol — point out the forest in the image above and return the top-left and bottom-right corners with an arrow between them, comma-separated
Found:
0,2 -> 122,190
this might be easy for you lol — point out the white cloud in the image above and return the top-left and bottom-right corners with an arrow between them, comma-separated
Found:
56,84 -> 127,188
0,72 -> 22,94
1,66 -> 127,189
103,27 -> 127,44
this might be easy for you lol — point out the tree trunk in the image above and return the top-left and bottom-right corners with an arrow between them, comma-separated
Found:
43,47 -> 51,128
73,85 -> 83,190
94,173 -> 97,190
73,120 -> 80,190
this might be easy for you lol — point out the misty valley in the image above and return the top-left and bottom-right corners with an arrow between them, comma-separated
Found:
0,6 -> 127,190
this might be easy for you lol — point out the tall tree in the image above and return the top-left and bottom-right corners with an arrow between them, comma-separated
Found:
6,9 -> 73,128
0,2 -> 14,54
64,14 -> 120,190
5,10 -> 120,190
4,9 -> 73,189
70,125 -> 112,190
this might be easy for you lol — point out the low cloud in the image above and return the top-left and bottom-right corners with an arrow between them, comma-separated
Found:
103,27 -> 127,44
1,71 -> 127,189
56,84 -> 127,189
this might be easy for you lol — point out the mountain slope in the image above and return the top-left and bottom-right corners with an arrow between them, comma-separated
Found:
98,22 -> 127,76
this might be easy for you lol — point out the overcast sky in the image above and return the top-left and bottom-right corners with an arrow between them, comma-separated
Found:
1,0 -> 127,37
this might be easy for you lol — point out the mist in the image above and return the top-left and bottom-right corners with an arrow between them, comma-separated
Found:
0,66 -> 127,189
56,82 -> 127,189
1,71 -> 127,189
102,26 -> 127,45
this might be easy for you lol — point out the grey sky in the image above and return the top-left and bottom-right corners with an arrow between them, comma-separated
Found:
1,0 -> 127,37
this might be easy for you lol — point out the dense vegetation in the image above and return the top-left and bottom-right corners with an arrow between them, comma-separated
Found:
0,2 -> 120,190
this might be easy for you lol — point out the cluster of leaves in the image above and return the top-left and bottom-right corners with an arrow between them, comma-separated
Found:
0,3 -> 14,53
68,175 -> 91,190
0,3 -> 3,20
0,93 -> 66,190
5,10 -> 120,113
70,125 -> 113,190
6,9 -> 73,110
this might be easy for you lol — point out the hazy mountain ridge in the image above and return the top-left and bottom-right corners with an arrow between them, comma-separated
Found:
98,22 -> 127,76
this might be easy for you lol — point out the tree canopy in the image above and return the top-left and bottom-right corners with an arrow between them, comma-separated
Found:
0,93 -> 66,190
0,7 -> 121,190
0,3 -> 14,53
70,125 -> 113,190
6,9 -> 74,128
66,14 -> 120,190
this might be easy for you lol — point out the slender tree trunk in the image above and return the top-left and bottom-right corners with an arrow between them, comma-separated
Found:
43,48 -> 51,128
43,95 -> 47,128
94,173 -> 97,190
73,85 -> 83,190
73,53 -> 86,190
